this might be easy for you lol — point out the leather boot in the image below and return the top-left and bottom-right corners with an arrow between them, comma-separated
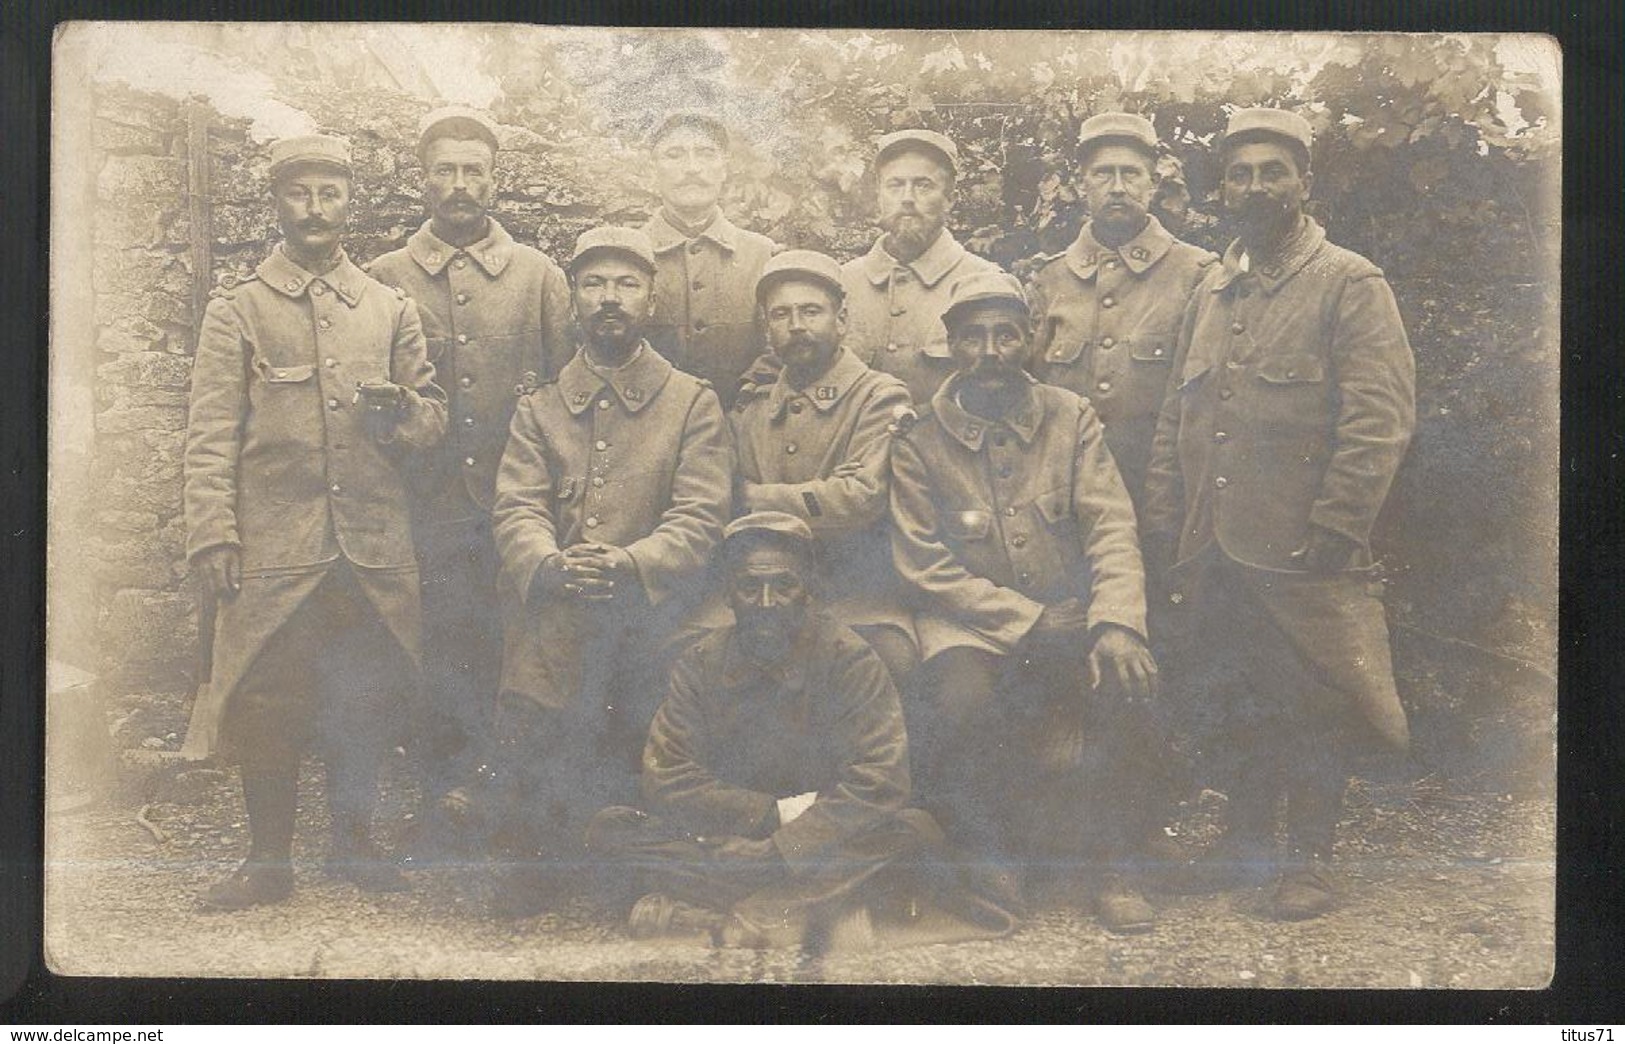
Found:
627,893 -> 728,942
1272,850 -> 1339,920
202,767 -> 297,910
326,816 -> 409,893
1094,873 -> 1157,933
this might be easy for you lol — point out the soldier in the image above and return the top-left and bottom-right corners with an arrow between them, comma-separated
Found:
889,271 -> 1164,932
484,226 -> 734,916
586,512 -> 1016,950
640,112 -> 777,407
842,129 -> 1002,405
1143,108 -> 1416,919
1030,113 -> 1219,509
729,250 -> 918,682
366,106 -> 574,816
182,135 -> 447,908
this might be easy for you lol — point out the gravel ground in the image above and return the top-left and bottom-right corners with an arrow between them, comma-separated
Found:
42,758 -> 1553,987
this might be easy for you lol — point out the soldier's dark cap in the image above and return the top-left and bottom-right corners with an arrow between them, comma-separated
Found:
1077,112 -> 1160,160
418,106 -> 500,157
723,511 -> 816,561
755,250 -> 845,303
567,226 -> 658,275
268,135 -> 352,180
940,270 -> 1030,330
1222,107 -> 1314,153
874,129 -> 959,177
649,111 -> 730,151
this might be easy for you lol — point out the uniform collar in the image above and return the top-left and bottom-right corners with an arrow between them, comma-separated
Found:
930,373 -> 1044,452
555,341 -> 673,415
406,218 -> 514,277
643,209 -> 740,255
1211,215 -> 1326,295
1065,214 -> 1175,280
860,228 -> 967,289
717,614 -> 834,691
258,247 -> 367,306
767,346 -> 868,419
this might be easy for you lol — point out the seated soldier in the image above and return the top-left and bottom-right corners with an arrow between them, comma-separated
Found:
888,271 -> 1167,932
729,250 -> 918,683
587,512 -> 1016,951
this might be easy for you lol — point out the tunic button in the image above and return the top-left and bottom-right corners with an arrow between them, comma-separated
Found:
464,456 -> 476,467
1018,572 -> 1031,584
319,318 -> 332,329
586,516 -> 601,528
458,376 -> 473,388
284,280 -> 300,292
1286,369 -> 1298,379
1170,592 -> 1185,605
885,342 -> 898,353
785,443 -> 798,455
688,241 -> 704,255
327,398 -> 341,410
598,399 -> 612,410
1004,506 -> 1017,517
693,319 -> 708,331
1100,336 -> 1115,349
324,357 -> 338,368
330,483 -> 341,494
457,334 -> 469,344
592,476 -> 605,488
789,401 -> 803,414
463,416 -> 476,427
1153,347 -> 1164,356
1011,535 -> 1027,548
1097,379 -> 1112,392
454,258 -> 467,269
456,292 -> 470,305
311,284 -> 325,296
1231,321 -> 1245,334
1101,296 -> 1115,308
595,439 -> 608,451
1219,388 -> 1234,400
1214,431 -> 1229,443
1214,476 -> 1229,489
274,369 -> 287,378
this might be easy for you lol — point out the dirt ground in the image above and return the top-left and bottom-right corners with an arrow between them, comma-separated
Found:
42,750 -> 1553,988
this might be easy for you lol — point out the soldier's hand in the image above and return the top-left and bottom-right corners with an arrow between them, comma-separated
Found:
353,379 -> 407,438
1032,598 -> 1090,640
529,553 -> 576,603
195,546 -> 242,602
1087,624 -> 1159,705
1289,525 -> 1361,574
830,458 -> 865,480
561,543 -> 635,601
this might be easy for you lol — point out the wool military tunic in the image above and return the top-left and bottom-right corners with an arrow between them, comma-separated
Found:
1030,216 -> 1217,505
730,347 -> 915,634
181,247 -> 447,756
841,231 -> 1002,405
641,210 -> 776,407
889,376 -> 1147,661
1142,217 -> 1416,749
492,343 -> 734,707
367,219 -> 574,521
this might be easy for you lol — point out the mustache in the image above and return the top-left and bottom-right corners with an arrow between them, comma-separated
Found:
297,219 -> 335,232
590,305 -> 628,321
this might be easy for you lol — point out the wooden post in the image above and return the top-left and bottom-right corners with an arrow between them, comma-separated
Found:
184,98 -> 214,333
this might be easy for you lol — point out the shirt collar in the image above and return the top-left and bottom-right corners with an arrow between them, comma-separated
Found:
406,218 -> 514,277
860,228 -> 967,289
643,209 -> 740,255
258,247 -> 367,307
1066,214 -> 1176,280
767,347 -> 868,419
929,373 -> 1044,452
554,341 -> 673,415
1211,215 -> 1326,295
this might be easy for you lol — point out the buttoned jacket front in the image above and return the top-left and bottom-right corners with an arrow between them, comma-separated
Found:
184,247 -> 447,574
642,611 -> 910,873
493,343 -> 734,614
367,219 -> 573,520
841,230 -> 1002,405
642,210 -> 776,406
1142,218 -> 1416,572
890,377 -> 1147,660
1030,216 -> 1217,503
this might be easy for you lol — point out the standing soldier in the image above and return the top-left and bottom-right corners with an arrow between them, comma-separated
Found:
888,272 -> 1164,932
367,107 -> 573,817
842,129 -> 1001,405
1030,113 -> 1219,510
729,250 -> 918,682
640,112 -> 777,407
183,135 -> 447,908
485,227 -> 734,916
1143,109 -> 1416,919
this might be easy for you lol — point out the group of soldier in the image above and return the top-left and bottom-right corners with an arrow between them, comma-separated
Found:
180,101 -> 1415,950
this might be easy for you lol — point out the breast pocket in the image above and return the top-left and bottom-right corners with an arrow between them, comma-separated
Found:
259,362 -> 316,385
1252,353 -> 1329,434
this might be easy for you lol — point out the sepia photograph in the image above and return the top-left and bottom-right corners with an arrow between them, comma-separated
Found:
44,23 -> 1559,987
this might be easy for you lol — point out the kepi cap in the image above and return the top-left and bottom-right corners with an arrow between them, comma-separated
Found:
940,270 -> 1029,329
875,129 -> 958,176
1222,107 -> 1314,153
268,134 -> 352,180
418,106 -> 500,156
755,250 -> 845,302
723,510 -> 816,559
649,111 -> 730,151
567,226 -> 658,274
1077,113 -> 1159,156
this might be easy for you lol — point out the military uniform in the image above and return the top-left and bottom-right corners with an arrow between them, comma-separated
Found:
1030,216 -> 1218,505
367,217 -> 573,795
841,231 -> 1002,405
641,210 -> 776,407
730,346 -> 915,648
